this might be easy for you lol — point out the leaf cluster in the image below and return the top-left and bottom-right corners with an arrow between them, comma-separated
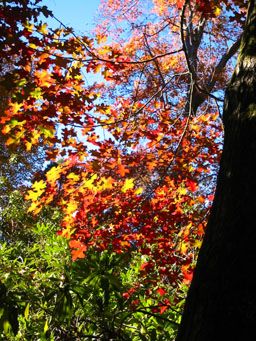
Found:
0,215 -> 181,340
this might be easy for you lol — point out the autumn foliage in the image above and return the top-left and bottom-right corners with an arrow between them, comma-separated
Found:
0,0 -> 246,307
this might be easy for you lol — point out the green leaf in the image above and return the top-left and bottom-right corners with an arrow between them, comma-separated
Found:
24,303 -> 30,320
3,320 -> 11,334
43,319 -> 49,334
30,87 -> 42,99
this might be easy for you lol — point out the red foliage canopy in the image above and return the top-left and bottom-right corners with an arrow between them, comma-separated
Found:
0,0 -> 247,297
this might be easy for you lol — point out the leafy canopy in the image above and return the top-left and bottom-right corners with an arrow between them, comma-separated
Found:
0,0 -> 246,311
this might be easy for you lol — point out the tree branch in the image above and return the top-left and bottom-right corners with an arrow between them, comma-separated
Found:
206,35 -> 242,90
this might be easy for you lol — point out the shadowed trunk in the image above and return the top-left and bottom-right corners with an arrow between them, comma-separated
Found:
176,0 -> 256,340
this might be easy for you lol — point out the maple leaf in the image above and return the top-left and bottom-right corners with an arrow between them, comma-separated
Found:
99,176 -> 114,190
214,6 -> 222,16
194,239 -> 203,249
177,187 -> 187,196
25,141 -> 32,151
38,23 -> 48,34
186,180 -> 198,192
46,166 -> 61,184
181,265 -> 193,284
34,70 -> 54,87
176,0 -> 184,9
159,305 -> 168,314
135,187 -> 143,195
26,180 -> 46,201
96,33 -> 107,44
1,124 -> 11,135
117,163 -> 129,177
69,240 -> 87,261
33,180 -> 47,192
82,174 -> 98,190
121,178 -> 134,192
27,202 -> 42,215
8,103 -> 23,115
65,201 -> 78,215
67,172 -> 80,182
156,287 -> 166,296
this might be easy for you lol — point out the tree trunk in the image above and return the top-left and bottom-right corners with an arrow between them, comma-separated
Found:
176,1 -> 256,340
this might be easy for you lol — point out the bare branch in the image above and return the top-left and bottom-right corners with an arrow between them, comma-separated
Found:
180,0 -> 196,78
206,36 -> 242,89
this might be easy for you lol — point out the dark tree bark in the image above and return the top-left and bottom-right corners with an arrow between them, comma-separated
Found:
176,1 -> 256,340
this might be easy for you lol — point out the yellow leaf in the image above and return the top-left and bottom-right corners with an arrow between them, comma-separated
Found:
135,187 -> 143,195
9,102 -> 23,114
10,119 -> 26,128
121,178 -> 134,193
34,70 -> 54,87
67,172 -> 80,182
33,180 -> 46,192
26,180 -> 46,201
178,187 -> 187,196
38,23 -> 48,35
24,21 -> 34,32
65,201 -> 78,215
30,87 -> 42,100
214,6 -> 221,16
100,176 -> 114,190
29,43 -> 37,50
83,174 -> 97,190
27,202 -> 42,214
31,129 -> 41,144
95,64 -> 103,73
180,242 -> 188,255
2,124 -> 11,134
5,137 -> 16,146
40,127 -> 54,138
46,166 -> 61,184
194,239 -> 202,249
25,141 -> 32,151
96,34 -> 107,44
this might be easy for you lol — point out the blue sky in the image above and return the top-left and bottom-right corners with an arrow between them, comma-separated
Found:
42,0 -> 101,34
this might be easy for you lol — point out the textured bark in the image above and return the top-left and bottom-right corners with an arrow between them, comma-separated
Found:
176,1 -> 256,340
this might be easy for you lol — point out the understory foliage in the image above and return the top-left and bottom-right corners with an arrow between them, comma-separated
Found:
0,196 -> 181,340
0,0 -> 247,338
